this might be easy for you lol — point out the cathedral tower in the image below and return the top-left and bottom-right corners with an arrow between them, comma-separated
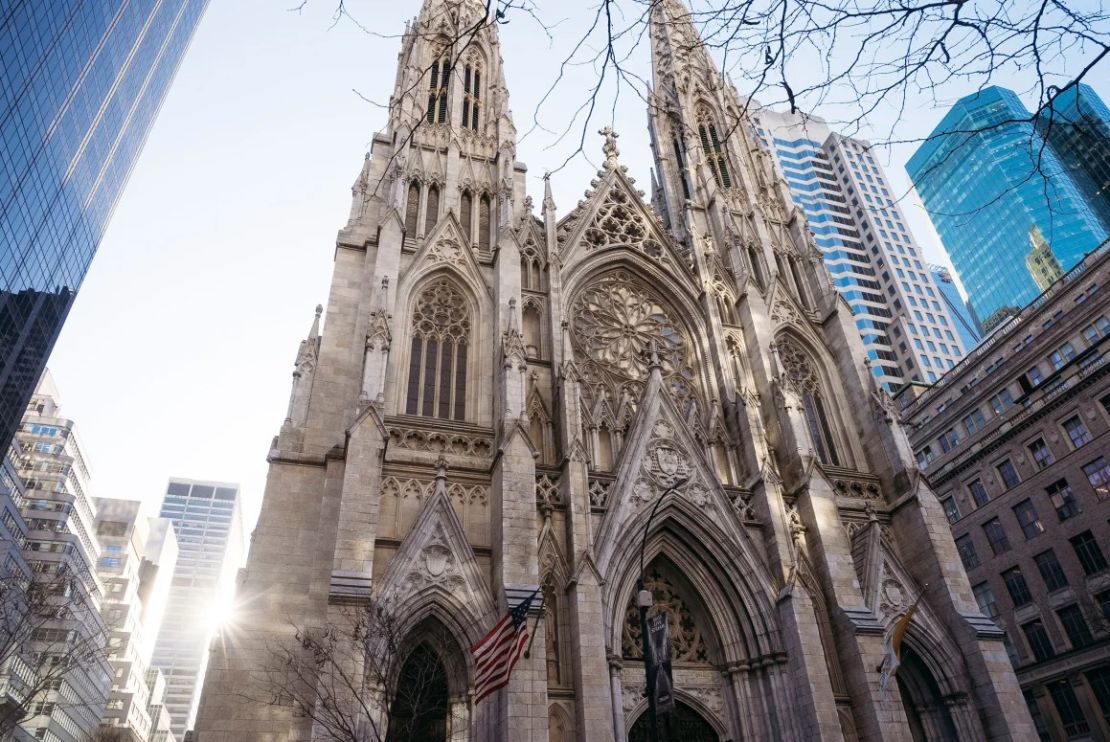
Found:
194,0 -> 1034,739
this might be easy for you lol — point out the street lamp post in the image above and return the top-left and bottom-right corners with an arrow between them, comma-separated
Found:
636,475 -> 688,742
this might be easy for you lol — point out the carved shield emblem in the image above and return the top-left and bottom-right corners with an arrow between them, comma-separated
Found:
653,446 -> 681,476
424,544 -> 451,578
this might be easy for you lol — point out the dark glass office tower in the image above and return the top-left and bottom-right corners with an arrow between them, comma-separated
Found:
0,0 -> 210,452
1036,84 -> 1110,230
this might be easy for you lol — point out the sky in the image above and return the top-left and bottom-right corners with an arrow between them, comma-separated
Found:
47,0 -> 1110,533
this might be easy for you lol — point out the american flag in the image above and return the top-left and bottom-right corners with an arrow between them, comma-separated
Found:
471,589 -> 538,703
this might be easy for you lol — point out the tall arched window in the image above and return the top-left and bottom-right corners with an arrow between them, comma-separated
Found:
522,302 -> 542,357
405,181 -> 420,235
406,277 -> 470,420
426,56 -> 450,124
698,116 -> 732,188
672,136 -> 691,199
747,244 -> 767,290
478,194 -> 491,252
778,339 -> 841,466
460,190 -> 473,244
788,255 -> 811,309
462,63 -> 481,131
424,184 -> 440,234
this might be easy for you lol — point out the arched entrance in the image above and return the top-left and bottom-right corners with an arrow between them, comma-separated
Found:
896,646 -> 959,741
387,643 -> 450,742
628,701 -> 720,742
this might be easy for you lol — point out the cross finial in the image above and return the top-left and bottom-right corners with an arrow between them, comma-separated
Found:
599,126 -> 620,165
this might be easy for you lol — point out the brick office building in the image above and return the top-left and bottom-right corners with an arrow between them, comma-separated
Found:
899,241 -> 1110,739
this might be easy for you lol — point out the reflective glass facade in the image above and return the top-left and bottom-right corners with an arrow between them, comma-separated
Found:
1035,83 -> 1110,230
753,107 -> 968,388
1,0 -> 210,454
931,265 -> 982,353
908,86 -> 1110,326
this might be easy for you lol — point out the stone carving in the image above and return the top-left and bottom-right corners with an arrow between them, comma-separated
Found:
833,477 -> 882,500
776,339 -> 819,394
426,237 -> 465,265
622,567 -> 709,663
727,488 -> 758,523
412,277 -> 470,342
580,186 -> 669,267
379,476 -> 487,506
404,524 -> 466,592
589,479 -> 611,509
386,426 -> 493,458
536,473 -> 563,513
571,271 -> 701,416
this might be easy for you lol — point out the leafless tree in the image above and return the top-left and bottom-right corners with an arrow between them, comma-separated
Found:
0,561 -> 111,740
248,600 -> 463,742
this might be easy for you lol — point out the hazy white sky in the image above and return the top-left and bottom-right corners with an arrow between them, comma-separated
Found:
47,0 -> 1110,532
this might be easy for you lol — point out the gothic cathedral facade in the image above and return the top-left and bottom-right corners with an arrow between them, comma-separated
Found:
195,1 -> 1033,739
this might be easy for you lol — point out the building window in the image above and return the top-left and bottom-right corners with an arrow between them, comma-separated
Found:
962,409 -> 986,435
1024,690 -> 1053,740
460,190 -> 473,244
1046,479 -> 1082,521
1070,531 -> 1108,575
405,181 -> 420,235
1050,343 -> 1078,369
990,389 -> 1014,414
1027,438 -> 1054,469
1056,604 -> 1094,649
1013,499 -> 1044,540
972,582 -> 999,618
956,534 -> 979,570
478,194 -> 491,252
1062,415 -> 1093,448
1098,590 -> 1110,622
698,118 -> 732,188
1047,680 -> 1090,737
982,518 -> 1010,555
996,459 -> 1020,489
1002,566 -> 1032,606
1028,365 -> 1044,386
461,63 -> 481,130
1082,457 -> 1110,500
426,55 -> 450,124
942,497 -> 961,524
1087,667 -> 1110,725
1034,549 -> 1068,592
968,479 -> 990,507
1022,620 -> 1055,662
405,278 -> 471,421
424,184 -> 440,234
777,339 -> 841,466
939,428 -> 960,452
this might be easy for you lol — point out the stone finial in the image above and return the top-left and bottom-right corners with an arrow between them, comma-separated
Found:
646,337 -> 663,373
599,126 -> 620,166
434,456 -> 448,496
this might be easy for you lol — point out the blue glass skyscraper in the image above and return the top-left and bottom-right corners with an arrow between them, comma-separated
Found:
1036,83 -> 1110,230
907,86 -> 1110,326
0,0 -> 210,453
929,265 -> 981,352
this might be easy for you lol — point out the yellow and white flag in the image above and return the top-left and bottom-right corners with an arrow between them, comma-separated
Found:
878,596 -> 919,696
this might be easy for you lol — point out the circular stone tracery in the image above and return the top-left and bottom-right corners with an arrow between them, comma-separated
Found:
570,271 -> 700,411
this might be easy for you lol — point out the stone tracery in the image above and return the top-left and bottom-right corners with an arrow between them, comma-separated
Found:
570,271 -> 702,417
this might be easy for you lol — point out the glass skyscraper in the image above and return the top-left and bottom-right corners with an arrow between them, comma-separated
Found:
907,86 -> 1110,326
752,106 -> 968,388
0,0 -> 210,455
929,265 -> 981,352
1035,83 -> 1110,230
153,478 -> 243,739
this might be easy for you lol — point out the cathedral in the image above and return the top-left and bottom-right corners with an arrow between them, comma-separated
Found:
194,0 -> 1035,739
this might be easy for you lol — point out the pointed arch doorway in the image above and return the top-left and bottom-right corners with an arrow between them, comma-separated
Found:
628,701 -> 720,742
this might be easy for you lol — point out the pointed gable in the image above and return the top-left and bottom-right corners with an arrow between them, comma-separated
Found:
593,367 -> 756,573
376,469 -> 497,623
557,164 -> 693,284
399,211 -> 492,303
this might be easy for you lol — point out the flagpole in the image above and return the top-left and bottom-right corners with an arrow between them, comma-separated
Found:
637,475 -> 689,742
522,592 -> 545,659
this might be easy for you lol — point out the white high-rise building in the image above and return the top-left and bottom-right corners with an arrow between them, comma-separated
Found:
95,499 -> 177,742
750,108 -> 968,386
151,479 -> 243,739
12,371 -> 111,741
